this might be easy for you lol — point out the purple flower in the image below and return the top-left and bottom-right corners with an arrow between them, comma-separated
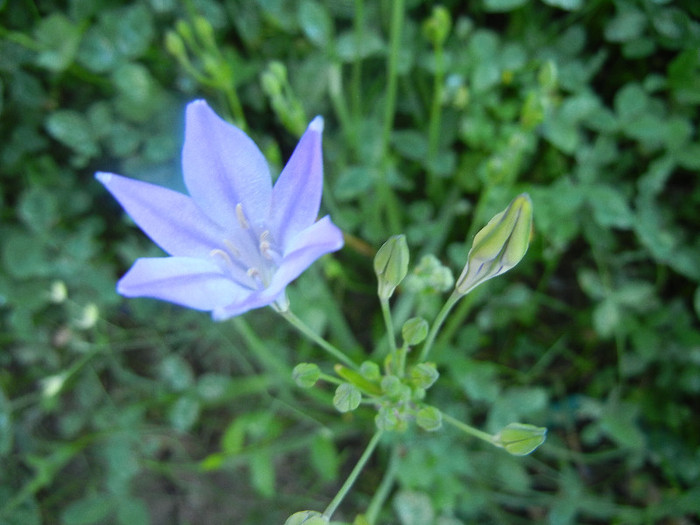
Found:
97,100 -> 343,320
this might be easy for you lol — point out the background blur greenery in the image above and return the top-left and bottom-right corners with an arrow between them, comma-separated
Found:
1,0 -> 700,523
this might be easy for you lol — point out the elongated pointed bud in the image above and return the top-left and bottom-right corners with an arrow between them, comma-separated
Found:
492,422 -> 547,456
374,235 -> 409,299
456,193 -> 533,296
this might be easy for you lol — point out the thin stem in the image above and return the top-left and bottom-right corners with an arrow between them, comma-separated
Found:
322,430 -> 384,520
280,310 -> 360,370
352,0 -> 365,125
379,297 -> 398,360
365,444 -> 400,524
374,0 -> 405,235
418,290 -> 461,362
426,39 -> 445,200
397,343 -> 408,378
442,412 -> 494,445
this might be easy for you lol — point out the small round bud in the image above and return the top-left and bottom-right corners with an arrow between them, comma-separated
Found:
402,317 -> 429,346
165,31 -> 187,60
292,363 -> 321,389
360,361 -> 381,382
409,363 -> 439,390
423,6 -> 452,47
416,406 -> 442,432
333,383 -> 362,413
380,375 -> 402,397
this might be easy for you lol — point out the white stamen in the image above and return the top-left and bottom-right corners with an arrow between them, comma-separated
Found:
236,203 -> 250,229
223,239 -> 241,258
210,248 -> 234,267
259,230 -> 274,260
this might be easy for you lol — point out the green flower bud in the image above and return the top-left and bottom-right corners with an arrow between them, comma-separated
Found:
380,375 -> 402,397
360,361 -> 381,382
164,31 -> 187,61
333,383 -> 362,413
193,16 -> 216,50
456,193 -> 533,296
292,363 -> 321,389
374,235 -> 409,299
284,511 -> 328,525
538,59 -> 558,91
416,406 -> 442,432
492,423 -> 547,456
402,317 -> 429,346
423,6 -> 452,47
375,405 -> 407,432
409,363 -> 439,390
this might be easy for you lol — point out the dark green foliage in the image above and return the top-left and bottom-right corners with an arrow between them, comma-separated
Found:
1,0 -> 699,523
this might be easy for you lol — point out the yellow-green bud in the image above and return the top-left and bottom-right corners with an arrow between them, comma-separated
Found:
374,235 -> 409,299
193,16 -> 216,50
423,6 -> 452,47
416,406 -> 442,432
165,31 -> 187,60
292,363 -> 321,389
284,511 -> 328,525
492,422 -> 547,456
402,317 -> 429,345
456,193 -> 533,296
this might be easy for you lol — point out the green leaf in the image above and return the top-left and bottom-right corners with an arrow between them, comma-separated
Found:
34,14 -> 82,71
310,431 -> 339,482
115,498 -> 150,525
593,298 -> 620,339
18,186 -> 58,233
540,0 -> 582,10
483,0 -> 528,12
336,29 -> 384,61
605,6 -> 647,42
393,490 -> 435,525
249,451 -> 275,498
298,0 -> 333,47
168,395 -> 200,432
0,387 -> 12,455
60,494 -> 114,525
45,110 -> 99,158
586,184 -> 634,229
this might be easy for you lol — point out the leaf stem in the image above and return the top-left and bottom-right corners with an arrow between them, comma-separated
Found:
379,297 -> 398,362
280,309 -> 360,370
322,430 -> 384,520
418,290 -> 461,362
442,412 -> 494,445
365,443 -> 400,524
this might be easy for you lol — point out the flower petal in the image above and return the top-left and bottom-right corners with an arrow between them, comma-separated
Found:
117,257 -> 250,311
272,216 -> 344,291
269,116 -> 324,248
182,100 -> 272,227
96,172 -> 224,258
214,216 -> 342,320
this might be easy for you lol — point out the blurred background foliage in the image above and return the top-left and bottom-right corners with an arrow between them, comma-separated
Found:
1,0 -> 699,523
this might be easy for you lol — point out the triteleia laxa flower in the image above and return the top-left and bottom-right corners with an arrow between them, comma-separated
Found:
96,100 -> 344,320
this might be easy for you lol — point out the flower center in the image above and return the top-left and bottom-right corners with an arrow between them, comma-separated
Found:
209,203 -> 282,290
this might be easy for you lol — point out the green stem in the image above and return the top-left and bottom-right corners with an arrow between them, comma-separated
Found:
280,310 -> 360,370
381,0 -> 404,157
418,290 -> 461,362
322,430 -> 384,520
365,444 -> 400,524
442,412 -> 494,445
397,343 -> 408,378
426,40 -> 445,200
352,0 -> 365,125
379,297 -> 398,360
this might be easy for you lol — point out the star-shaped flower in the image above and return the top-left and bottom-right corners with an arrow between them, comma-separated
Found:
97,100 -> 344,320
